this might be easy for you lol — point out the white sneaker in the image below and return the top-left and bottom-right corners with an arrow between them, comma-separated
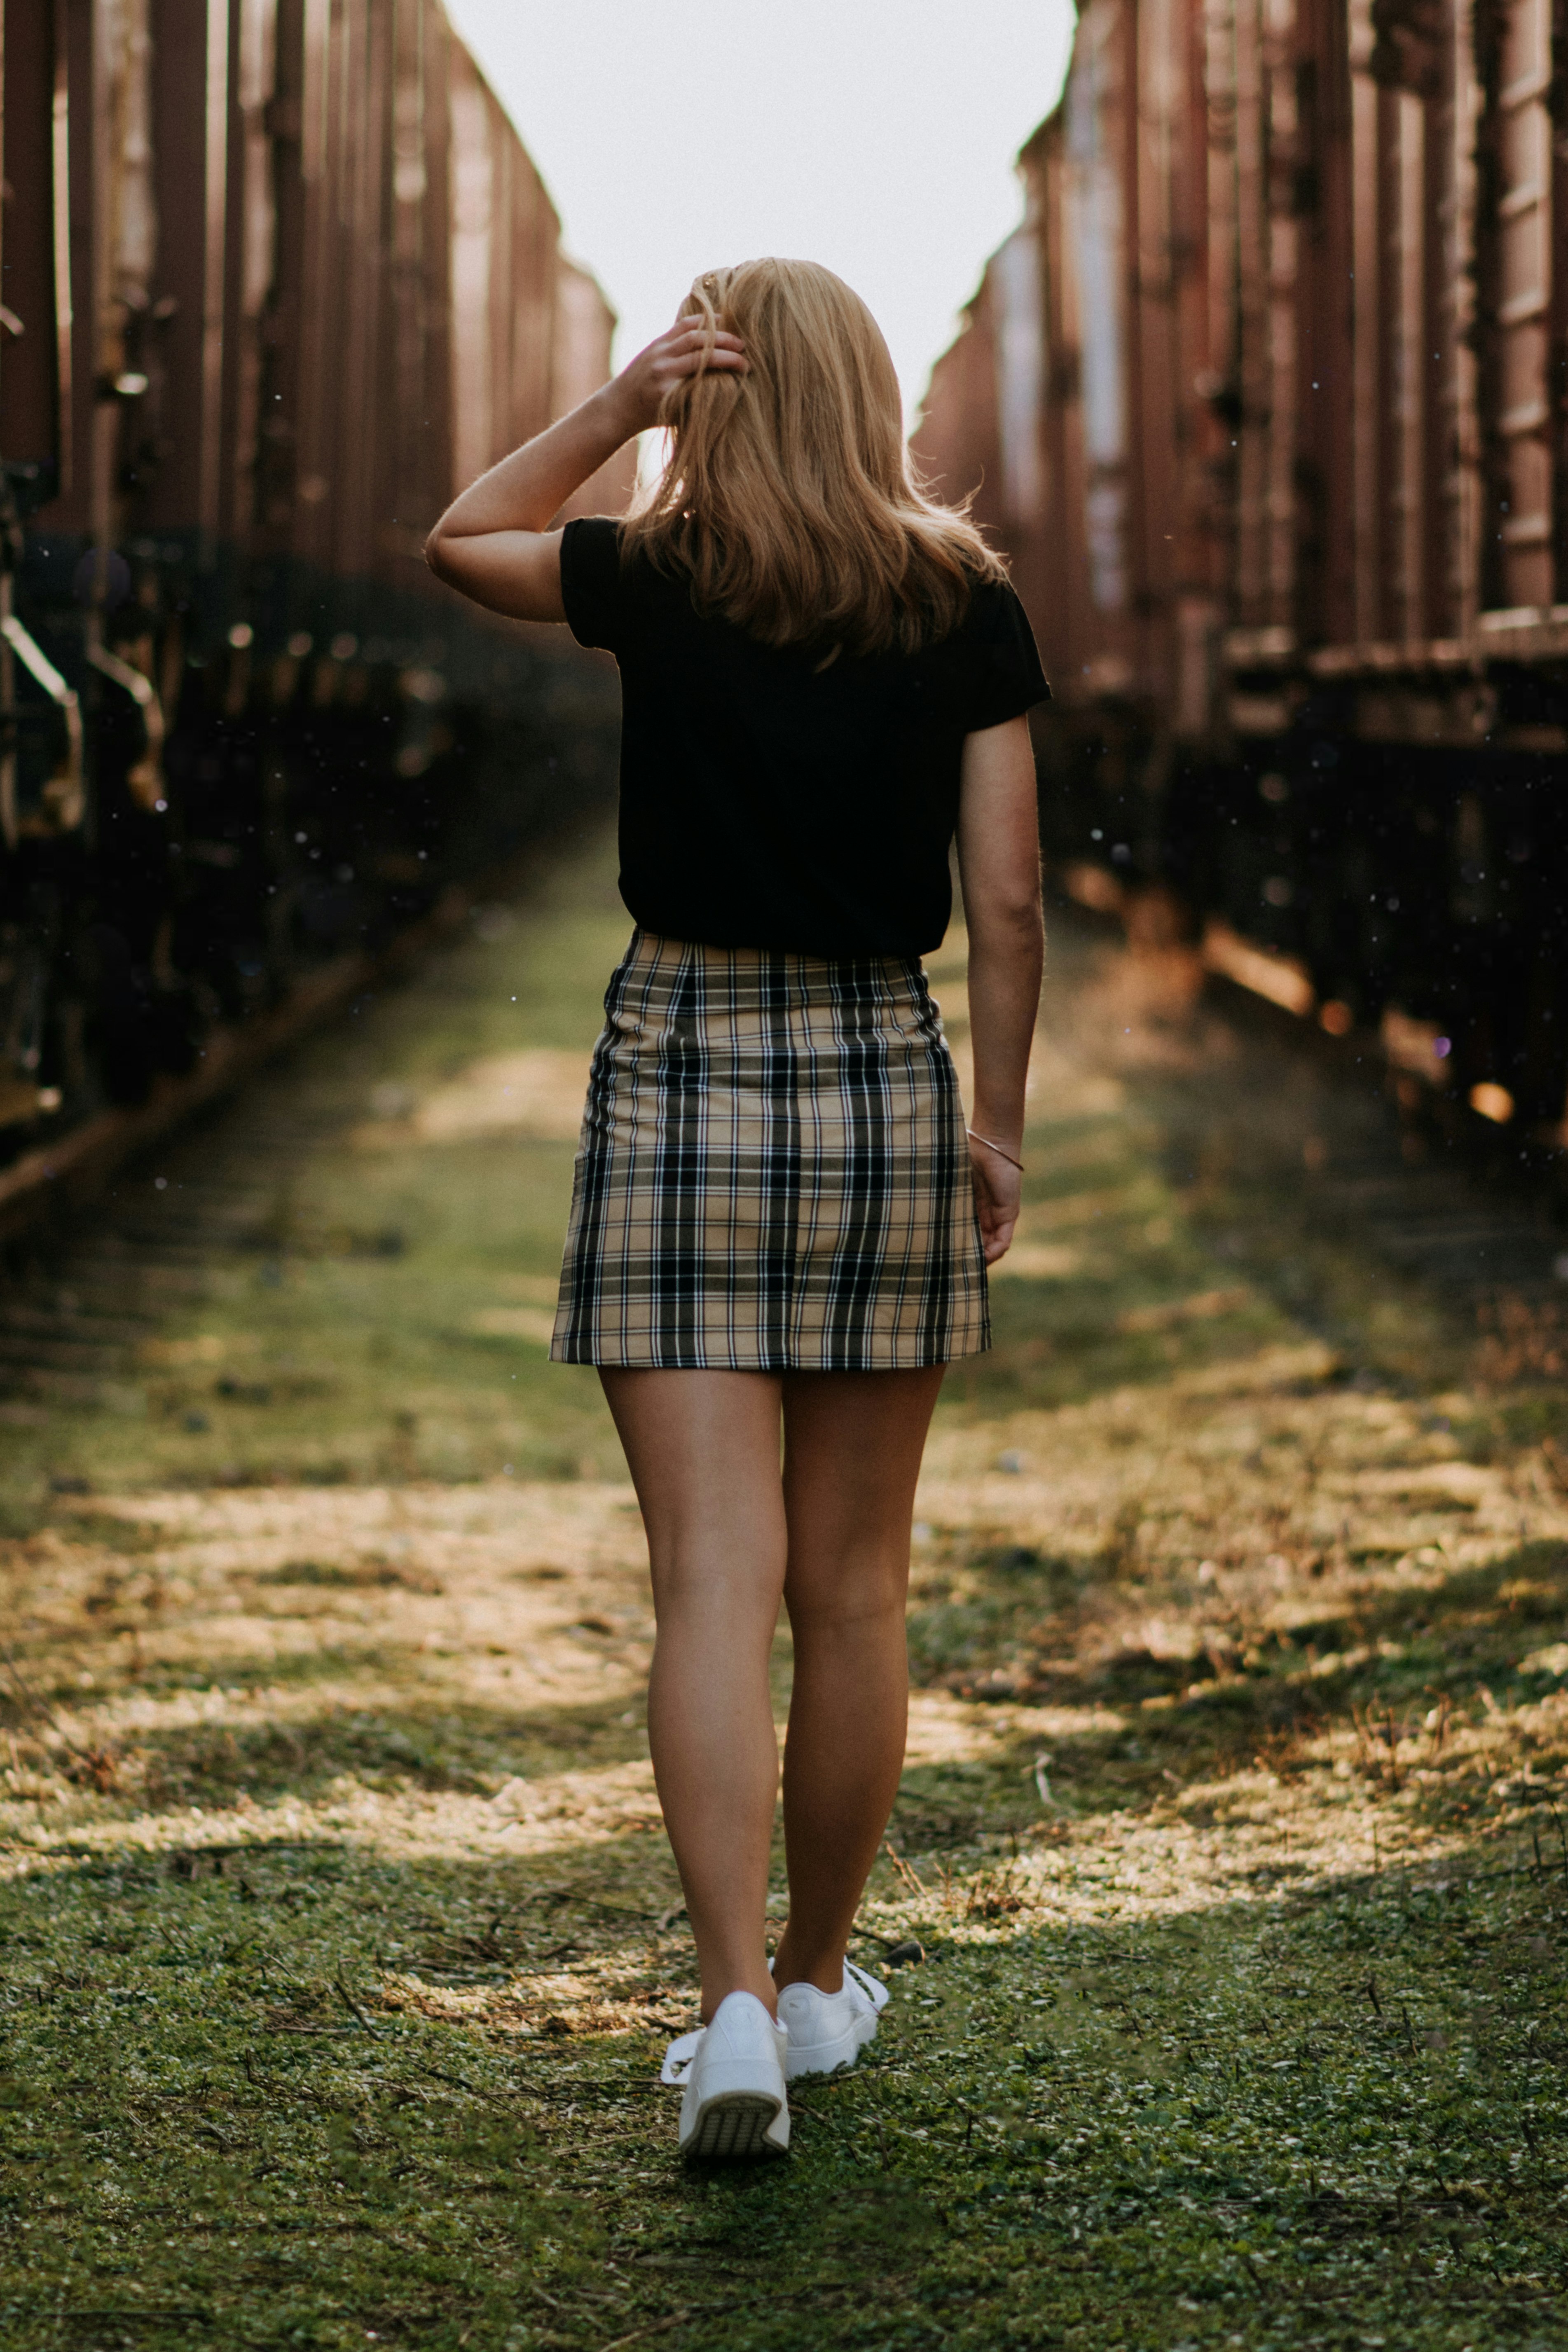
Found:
661,1990 -> 790,2159
774,1960 -> 889,2080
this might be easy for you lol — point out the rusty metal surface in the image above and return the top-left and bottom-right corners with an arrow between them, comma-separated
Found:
552,254 -> 639,521
0,5 -> 59,485
0,0 -> 626,1167
5,0 -> 622,627
918,0 -> 1568,1152
926,0 -> 1568,691
1478,0 -> 1557,613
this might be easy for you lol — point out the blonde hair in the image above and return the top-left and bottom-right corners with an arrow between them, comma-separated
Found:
622,259 -> 1006,657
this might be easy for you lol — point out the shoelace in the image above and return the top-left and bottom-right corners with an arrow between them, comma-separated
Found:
842,1959 -> 889,2014
660,2031 -> 702,2086
770,1959 -> 890,2013
664,1966 -> 889,2082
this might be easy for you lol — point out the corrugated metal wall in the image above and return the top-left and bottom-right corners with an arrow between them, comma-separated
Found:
918,0 -> 1568,1147
0,0 -> 632,1165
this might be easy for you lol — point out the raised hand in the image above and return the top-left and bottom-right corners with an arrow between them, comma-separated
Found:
610,314 -> 749,437
425,307 -> 742,620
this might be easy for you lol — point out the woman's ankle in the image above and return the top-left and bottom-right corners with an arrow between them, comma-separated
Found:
698,1966 -> 777,2024
769,1928 -> 845,1994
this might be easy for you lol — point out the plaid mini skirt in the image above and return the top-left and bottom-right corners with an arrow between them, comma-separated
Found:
550,930 -> 989,1371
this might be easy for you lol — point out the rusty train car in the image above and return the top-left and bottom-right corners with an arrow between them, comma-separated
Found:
917,0 -> 1568,1162
0,0 -> 632,1167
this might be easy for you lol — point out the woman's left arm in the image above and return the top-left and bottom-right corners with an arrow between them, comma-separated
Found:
424,317 -> 746,621
955,714 -> 1044,1264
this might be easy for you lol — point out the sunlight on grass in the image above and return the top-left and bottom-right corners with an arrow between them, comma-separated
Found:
2,836 -> 1566,2350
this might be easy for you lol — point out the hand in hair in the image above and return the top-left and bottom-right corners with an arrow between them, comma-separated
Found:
614,314 -> 749,436
624,259 -> 1006,655
423,317 -> 746,623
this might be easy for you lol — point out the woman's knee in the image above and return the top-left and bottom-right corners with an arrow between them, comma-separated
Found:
649,1529 -> 789,1625
782,1562 -> 908,1639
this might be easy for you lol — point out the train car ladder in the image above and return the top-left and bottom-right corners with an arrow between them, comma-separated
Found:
0,589 -> 85,845
86,641 -> 166,810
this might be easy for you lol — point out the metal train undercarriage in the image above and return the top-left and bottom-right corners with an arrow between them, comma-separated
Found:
0,0 -> 630,1192
917,0 -> 1568,1193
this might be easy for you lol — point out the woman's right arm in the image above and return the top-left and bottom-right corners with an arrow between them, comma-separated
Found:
955,714 -> 1044,1264
424,318 -> 746,621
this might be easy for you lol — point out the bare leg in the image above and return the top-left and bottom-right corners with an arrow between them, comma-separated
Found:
599,1367 -> 786,2022
770,1366 -> 945,1994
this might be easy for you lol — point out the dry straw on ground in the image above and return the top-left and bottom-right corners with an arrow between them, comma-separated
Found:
1,846 -> 1564,2351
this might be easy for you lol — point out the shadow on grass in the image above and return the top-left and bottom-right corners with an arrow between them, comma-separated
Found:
26,1532 -> 1567,1840
2,1801 -> 1565,2352
33,1682 -> 652,1815
900,1536 -> 1568,1832
949,1277 -> 1287,1417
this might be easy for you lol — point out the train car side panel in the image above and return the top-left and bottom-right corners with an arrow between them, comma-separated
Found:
0,0 -> 630,1176
551,256 -> 635,520
0,0 -> 62,494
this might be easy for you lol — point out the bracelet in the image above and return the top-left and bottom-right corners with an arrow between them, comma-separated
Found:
966,1128 -> 1025,1174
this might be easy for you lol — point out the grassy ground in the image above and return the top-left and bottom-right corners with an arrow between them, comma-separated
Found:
2,834 -> 1566,2351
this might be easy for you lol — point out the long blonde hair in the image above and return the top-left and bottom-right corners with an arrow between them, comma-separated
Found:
622,259 -> 1005,657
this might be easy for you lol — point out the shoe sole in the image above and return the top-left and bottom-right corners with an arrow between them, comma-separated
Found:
682,2091 -> 787,2160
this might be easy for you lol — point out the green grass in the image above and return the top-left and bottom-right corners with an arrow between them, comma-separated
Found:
3,1839 -> 1563,2350
0,853 -> 632,1512
2,838 -> 1566,2349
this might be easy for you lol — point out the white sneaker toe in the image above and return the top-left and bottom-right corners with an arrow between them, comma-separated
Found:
775,1960 -> 889,2081
662,1991 -> 790,2159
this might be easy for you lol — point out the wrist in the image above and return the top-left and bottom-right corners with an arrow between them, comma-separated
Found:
597,374 -> 650,444
967,1126 -> 1025,1176
968,1107 -> 1024,1152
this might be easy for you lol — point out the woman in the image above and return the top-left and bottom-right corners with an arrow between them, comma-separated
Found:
426,260 -> 1047,2160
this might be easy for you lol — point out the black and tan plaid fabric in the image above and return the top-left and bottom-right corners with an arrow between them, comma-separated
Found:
551,930 -> 989,1371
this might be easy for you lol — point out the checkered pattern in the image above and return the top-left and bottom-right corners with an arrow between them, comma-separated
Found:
551,930 -> 989,1371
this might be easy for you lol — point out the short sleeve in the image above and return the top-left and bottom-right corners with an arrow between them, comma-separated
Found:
559,516 -> 624,652
954,579 -> 1051,732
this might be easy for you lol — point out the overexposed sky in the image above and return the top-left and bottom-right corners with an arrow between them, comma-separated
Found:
444,0 -> 1077,428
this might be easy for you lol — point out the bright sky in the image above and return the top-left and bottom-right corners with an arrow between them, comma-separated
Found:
443,0 -> 1077,430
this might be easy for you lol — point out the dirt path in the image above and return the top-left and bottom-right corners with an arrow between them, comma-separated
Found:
2,833 -> 1565,2351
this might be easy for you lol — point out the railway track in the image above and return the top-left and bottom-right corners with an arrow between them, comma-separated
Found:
1162,988 -> 1568,1304
0,1034 -> 368,1424
1,890 -> 1563,1428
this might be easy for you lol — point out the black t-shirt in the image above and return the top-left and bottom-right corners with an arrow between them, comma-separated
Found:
558,516 -> 1050,958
